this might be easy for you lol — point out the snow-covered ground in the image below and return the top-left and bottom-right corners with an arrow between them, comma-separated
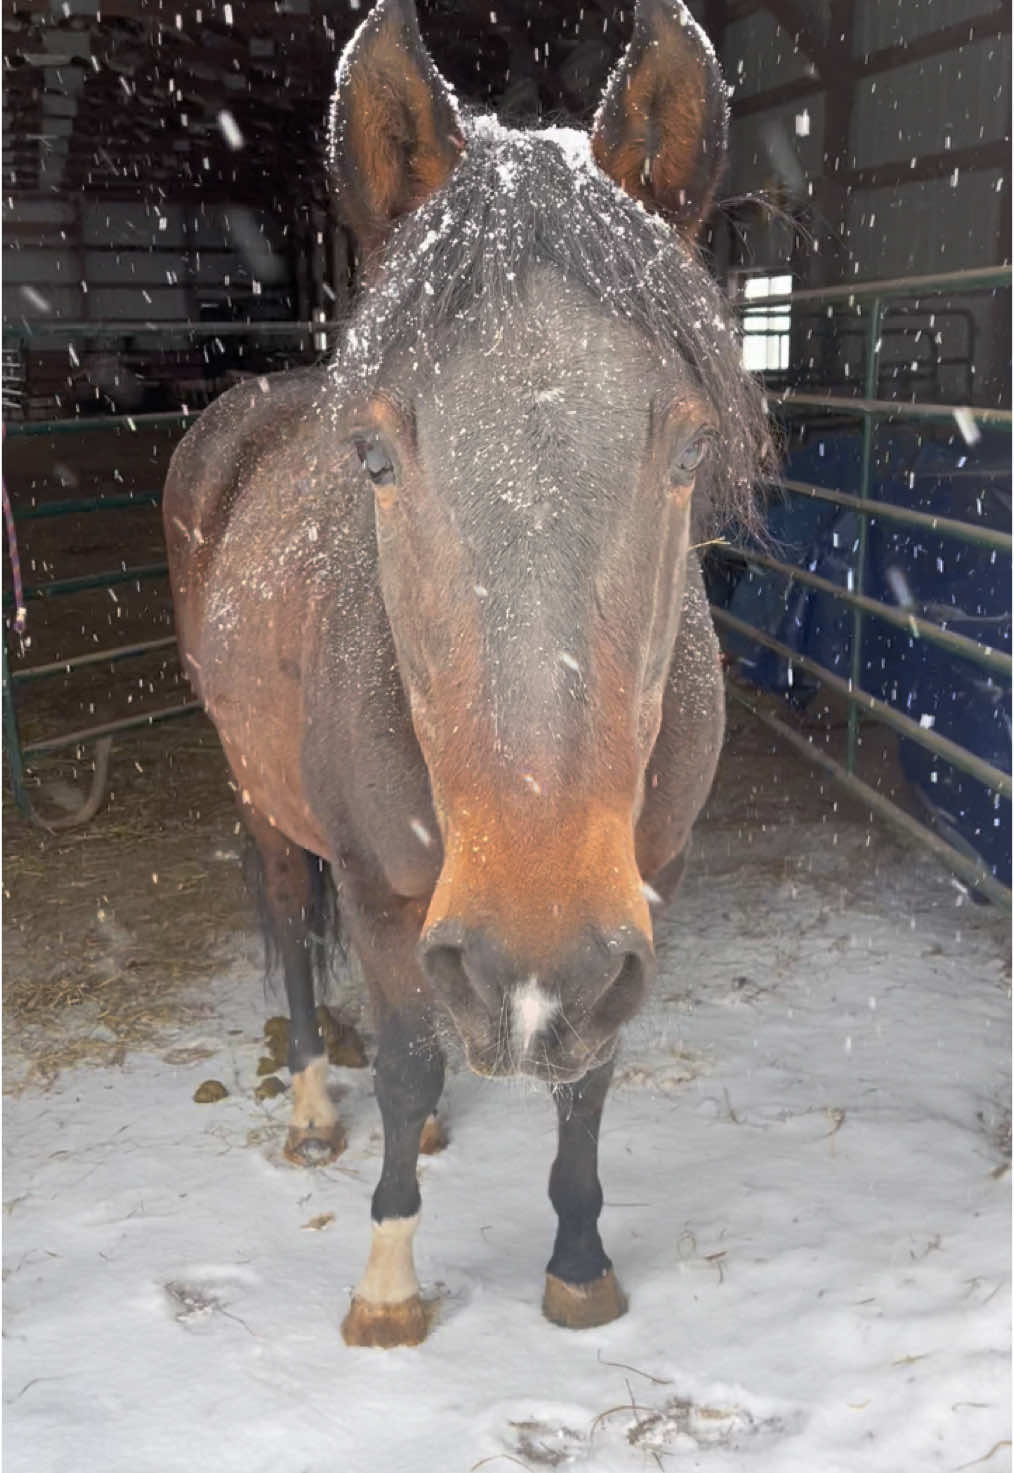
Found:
4,743 -> 1010,1473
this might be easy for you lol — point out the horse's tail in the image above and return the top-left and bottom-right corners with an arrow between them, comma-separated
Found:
242,838 -> 347,1003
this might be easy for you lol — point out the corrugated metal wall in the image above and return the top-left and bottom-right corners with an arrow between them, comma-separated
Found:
3,0 -> 1009,408
1,196 -> 299,418
724,9 -> 816,99
719,0 -> 1010,402
2,201 -> 290,327
854,0 -> 991,56
850,36 -> 1008,169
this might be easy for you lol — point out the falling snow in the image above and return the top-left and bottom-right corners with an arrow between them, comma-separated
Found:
216,111 -> 245,152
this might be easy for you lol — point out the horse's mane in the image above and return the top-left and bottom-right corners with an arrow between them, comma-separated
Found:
331,113 -> 770,537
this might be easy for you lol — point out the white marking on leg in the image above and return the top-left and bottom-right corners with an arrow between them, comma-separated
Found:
290,1056 -> 337,1132
513,977 -> 558,1052
355,1215 -> 420,1306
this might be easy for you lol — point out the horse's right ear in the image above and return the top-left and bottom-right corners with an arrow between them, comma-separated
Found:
329,0 -> 464,260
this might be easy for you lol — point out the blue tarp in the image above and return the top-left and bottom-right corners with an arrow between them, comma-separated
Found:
713,426 -> 1012,885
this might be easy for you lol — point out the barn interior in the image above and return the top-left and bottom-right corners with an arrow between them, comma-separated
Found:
2,2 -> 1010,1038
2,5 -> 1011,1464
4,0 -> 1010,400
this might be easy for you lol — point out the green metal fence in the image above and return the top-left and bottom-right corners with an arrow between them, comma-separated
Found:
723,264 -> 1011,907
2,318 -> 339,825
3,277 -> 1011,906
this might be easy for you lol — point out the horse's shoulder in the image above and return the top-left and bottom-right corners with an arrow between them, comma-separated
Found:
172,367 -> 328,467
164,367 -> 334,528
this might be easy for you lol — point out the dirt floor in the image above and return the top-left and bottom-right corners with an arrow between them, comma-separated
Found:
3,713 -> 250,1083
3,421 -> 256,1077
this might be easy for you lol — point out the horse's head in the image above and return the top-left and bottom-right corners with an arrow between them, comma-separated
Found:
329,0 -> 766,1081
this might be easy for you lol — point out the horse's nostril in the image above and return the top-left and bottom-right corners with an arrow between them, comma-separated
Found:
591,947 -> 650,1032
420,940 -> 466,999
419,935 -> 501,1015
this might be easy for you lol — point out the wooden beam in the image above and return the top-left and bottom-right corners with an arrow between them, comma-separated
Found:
732,73 -> 820,119
733,6 -> 1011,119
854,5 -> 1010,69
842,138 -> 1010,192
802,0 -> 856,360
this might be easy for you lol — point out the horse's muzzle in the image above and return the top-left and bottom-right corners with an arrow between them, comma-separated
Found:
418,920 -> 654,1079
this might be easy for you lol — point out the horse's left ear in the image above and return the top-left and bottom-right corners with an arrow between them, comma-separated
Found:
329,0 -> 464,260
590,0 -> 728,238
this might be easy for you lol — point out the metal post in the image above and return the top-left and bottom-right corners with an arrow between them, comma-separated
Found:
2,635 -> 31,818
846,295 -> 883,774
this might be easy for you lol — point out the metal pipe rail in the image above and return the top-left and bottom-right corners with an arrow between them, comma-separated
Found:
5,318 -> 343,339
12,492 -> 162,519
712,605 -> 1012,799
727,687 -> 1012,910
4,562 -> 168,605
10,635 -> 178,685
729,264 -> 1011,904
770,392 -> 1012,427
6,410 -> 196,437
737,264 -> 1012,308
775,478 -> 1012,553
2,487 -> 178,809
719,545 -> 1013,679
21,700 -> 203,758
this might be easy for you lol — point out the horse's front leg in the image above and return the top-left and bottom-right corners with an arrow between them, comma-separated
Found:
342,1005 -> 445,1348
543,1056 -> 628,1329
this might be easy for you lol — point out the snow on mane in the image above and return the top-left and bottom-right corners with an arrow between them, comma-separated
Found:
324,89 -> 768,537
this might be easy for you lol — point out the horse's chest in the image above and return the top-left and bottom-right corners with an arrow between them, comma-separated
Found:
198,558 -> 440,893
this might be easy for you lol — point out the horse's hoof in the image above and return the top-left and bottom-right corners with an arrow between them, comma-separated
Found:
341,1294 -> 429,1349
418,1113 -> 448,1155
283,1122 -> 346,1166
542,1269 -> 628,1329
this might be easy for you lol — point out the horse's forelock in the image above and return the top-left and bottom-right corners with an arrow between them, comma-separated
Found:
331,116 -> 770,538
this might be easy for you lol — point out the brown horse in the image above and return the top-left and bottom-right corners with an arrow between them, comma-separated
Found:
164,0 -> 767,1348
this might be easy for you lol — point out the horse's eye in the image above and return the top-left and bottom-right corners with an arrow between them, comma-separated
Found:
672,433 -> 711,481
356,438 -> 396,487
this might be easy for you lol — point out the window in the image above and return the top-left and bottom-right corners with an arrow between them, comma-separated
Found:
740,273 -> 792,373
